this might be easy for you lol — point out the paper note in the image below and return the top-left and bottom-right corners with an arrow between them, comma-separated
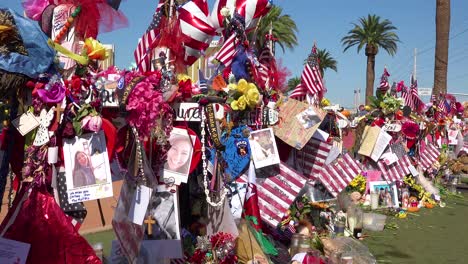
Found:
358,126 -> 381,157
381,152 -> 398,165
408,165 -> 419,176
11,112 -> 39,136
448,130 -> 459,145
312,128 -> 329,142
0,237 -> 30,264
128,185 -> 152,225
370,129 -> 392,162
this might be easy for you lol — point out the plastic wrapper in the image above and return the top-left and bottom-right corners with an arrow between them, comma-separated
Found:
0,182 -> 100,264
322,237 -> 376,264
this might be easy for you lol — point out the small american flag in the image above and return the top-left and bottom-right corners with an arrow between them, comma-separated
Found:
134,0 -> 166,72
255,43 -> 275,88
418,143 -> 440,171
302,45 -> 325,95
409,75 -> 424,112
297,138 -> 333,180
318,153 -> 362,197
438,98 -> 450,115
377,153 -> 412,182
378,68 -> 390,93
214,34 -> 238,67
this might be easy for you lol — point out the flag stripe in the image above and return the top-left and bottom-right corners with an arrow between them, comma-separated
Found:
214,34 -> 238,67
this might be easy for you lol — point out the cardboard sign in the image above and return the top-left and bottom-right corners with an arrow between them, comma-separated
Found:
273,98 -> 325,150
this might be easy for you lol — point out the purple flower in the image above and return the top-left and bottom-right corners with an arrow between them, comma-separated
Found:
37,82 -> 65,103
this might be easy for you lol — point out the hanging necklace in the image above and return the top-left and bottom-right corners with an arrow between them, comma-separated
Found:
200,106 -> 227,207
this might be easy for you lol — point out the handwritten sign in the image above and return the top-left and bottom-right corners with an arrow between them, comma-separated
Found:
382,123 -> 401,132
83,85 -> 119,107
173,103 -> 201,121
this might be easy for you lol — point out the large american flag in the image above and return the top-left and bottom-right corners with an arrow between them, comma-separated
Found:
302,45 -> 324,94
296,138 -> 333,180
214,34 -> 238,67
134,0 -> 166,72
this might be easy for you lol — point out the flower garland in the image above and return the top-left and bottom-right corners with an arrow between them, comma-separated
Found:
200,106 -> 228,207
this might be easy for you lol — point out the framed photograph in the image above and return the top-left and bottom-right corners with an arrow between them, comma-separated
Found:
63,131 -> 113,204
163,127 -> 195,184
369,181 -> 399,208
249,128 -> 280,169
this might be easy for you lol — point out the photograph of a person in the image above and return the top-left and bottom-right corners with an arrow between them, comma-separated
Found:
63,131 -> 113,203
248,128 -> 280,168
73,151 -> 96,187
369,181 -> 399,208
145,186 -> 180,241
163,128 -> 194,184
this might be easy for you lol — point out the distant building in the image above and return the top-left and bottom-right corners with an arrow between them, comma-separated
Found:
186,39 -> 221,82
99,44 -> 115,70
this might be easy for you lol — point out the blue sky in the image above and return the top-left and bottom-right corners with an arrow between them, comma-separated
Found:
4,0 -> 468,107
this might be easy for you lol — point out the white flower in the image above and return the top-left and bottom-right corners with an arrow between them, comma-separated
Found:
220,7 -> 231,17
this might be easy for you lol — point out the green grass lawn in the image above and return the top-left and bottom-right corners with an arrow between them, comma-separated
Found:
363,194 -> 468,263
84,194 -> 468,263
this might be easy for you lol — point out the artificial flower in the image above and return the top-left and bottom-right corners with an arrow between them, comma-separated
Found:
230,95 -> 248,111
236,79 -> 250,94
245,86 -> 260,107
321,98 -> 330,107
37,81 -> 65,103
220,7 -> 231,17
227,83 -> 237,91
84,38 -> 108,60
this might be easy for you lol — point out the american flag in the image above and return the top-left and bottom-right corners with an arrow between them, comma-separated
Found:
438,98 -> 450,115
377,153 -> 412,182
378,68 -> 390,93
418,143 -> 440,171
134,0 -> 165,72
256,162 -> 307,227
255,43 -> 275,88
318,153 -> 362,197
297,138 -> 333,180
214,34 -> 238,67
302,45 -> 325,95
409,75 -> 424,112
198,69 -> 208,92
289,83 -> 307,101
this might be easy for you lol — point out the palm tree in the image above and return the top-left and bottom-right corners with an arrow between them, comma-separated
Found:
433,0 -> 450,95
286,76 -> 301,93
251,6 -> 298,53
341,14 -> 399,104
304,48 -> 338,77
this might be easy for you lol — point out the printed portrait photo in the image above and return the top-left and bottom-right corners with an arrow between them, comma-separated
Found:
163,128 -> 194,184
63,131 -> 113,203
249,128 -> 280,169
369,181 -> 399,208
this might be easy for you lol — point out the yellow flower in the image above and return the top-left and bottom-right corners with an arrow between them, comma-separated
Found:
177,74 -> 191,82
237,79 -> 250,94
84,38 -> 108,60
246,86 -> 260,108
231,95 -> 248,111
228,83 -> 238,91
321,98 -> 330,107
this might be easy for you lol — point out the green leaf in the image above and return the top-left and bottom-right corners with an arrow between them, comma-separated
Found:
73,121 -> 82,136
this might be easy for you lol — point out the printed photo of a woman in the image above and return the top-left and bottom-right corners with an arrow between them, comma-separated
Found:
73,151 -> 96,188
164,134 -> 192,175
